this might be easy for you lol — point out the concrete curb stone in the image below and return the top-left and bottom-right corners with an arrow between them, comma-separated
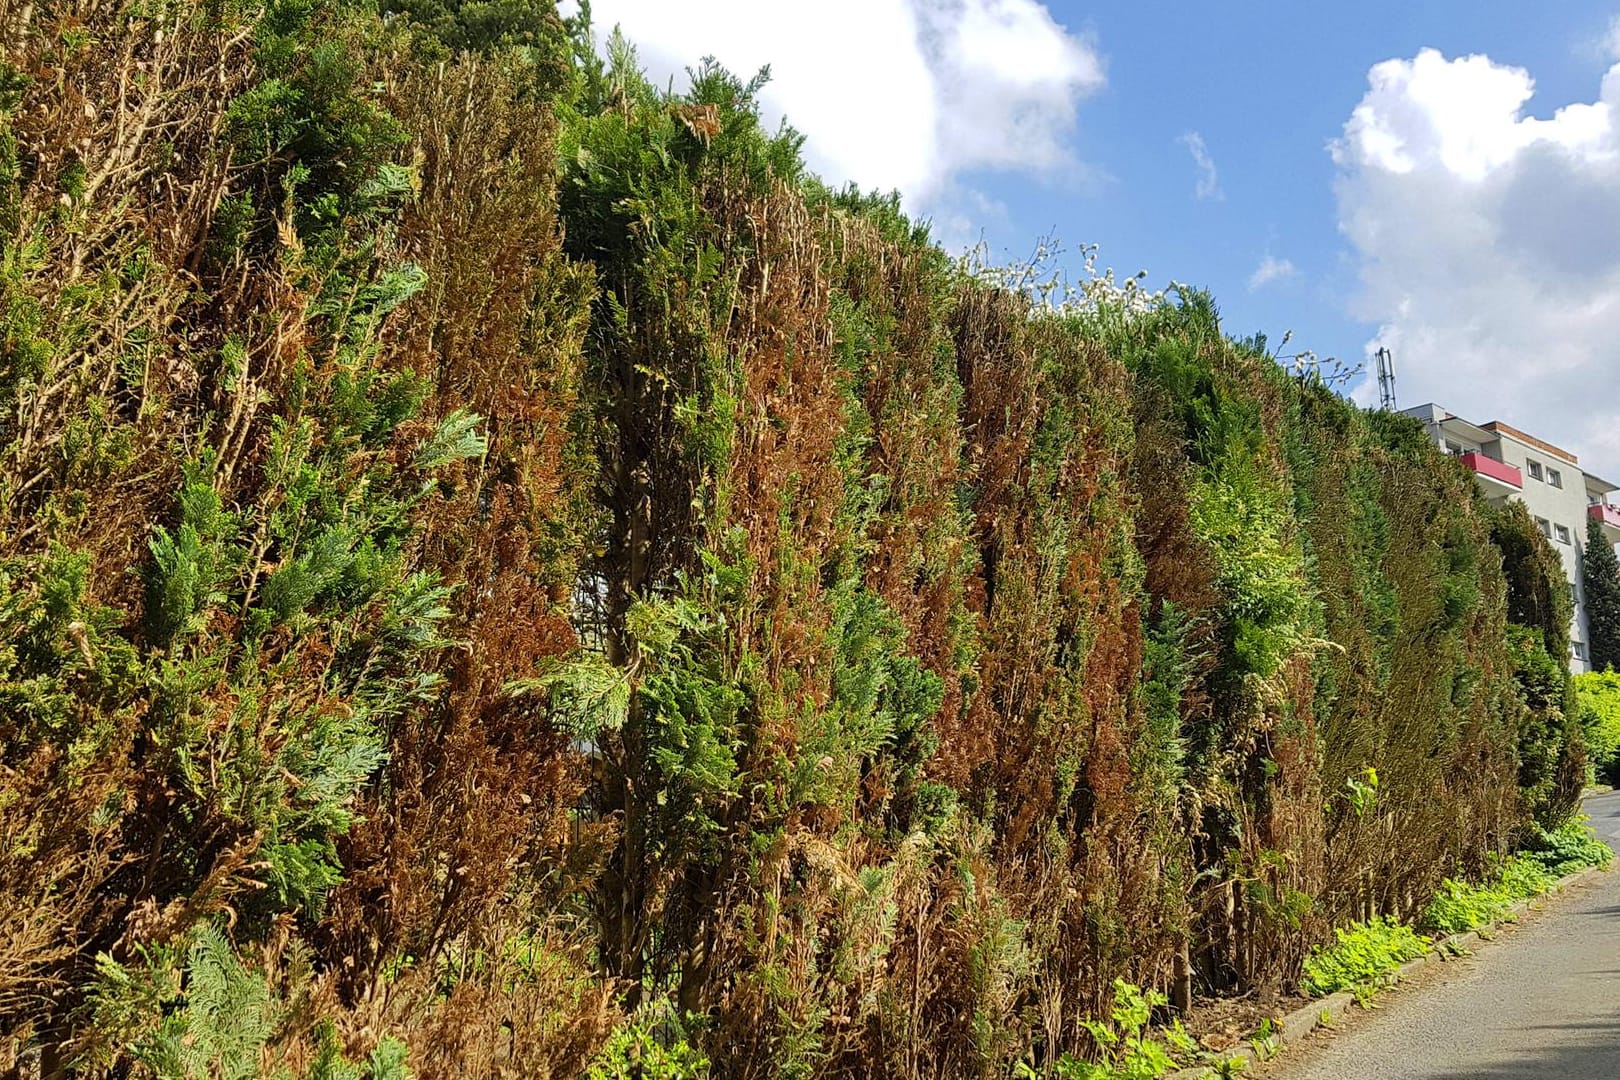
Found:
1162,862 -> 1609,1079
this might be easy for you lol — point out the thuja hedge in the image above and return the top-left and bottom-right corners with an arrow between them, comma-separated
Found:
0,1 -> 1585,1076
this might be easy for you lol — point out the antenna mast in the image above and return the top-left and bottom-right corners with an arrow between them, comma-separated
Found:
1375,346 -> 1398,411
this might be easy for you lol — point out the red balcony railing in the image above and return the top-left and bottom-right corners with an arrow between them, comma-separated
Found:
1590,502 -> 1620,531
1460,451 -> 1522,490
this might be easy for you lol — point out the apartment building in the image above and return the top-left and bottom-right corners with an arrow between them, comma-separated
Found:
1402,403 -> 1620,673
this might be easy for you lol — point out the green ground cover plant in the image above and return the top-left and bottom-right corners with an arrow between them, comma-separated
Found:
1017,981 -> 1215,1080
1359,817 -> 1614,985
1523,817 -> 1616,877
1300,918 -> 1431,1001
1420,857 -> 1558,935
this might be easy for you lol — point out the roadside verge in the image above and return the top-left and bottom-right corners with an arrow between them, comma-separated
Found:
1166,862 -> 1612,1079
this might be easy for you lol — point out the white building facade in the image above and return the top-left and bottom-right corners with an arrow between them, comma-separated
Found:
1402,404 -> 1620,673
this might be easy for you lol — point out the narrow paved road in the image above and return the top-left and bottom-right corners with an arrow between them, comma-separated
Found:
1265,791 -> 1620,1080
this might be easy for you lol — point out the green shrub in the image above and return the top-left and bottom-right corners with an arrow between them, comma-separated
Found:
1421,878 -> 1505,937
586,1005 -> 709,1080
1420,856 -> 1557,935
1583,517 -> 1620,673
1300,917 -> 1429,998
1575,670 -> 1620,783
1420,820 -> 1610,938
1523,817 -> 1615,877
1506,622 -> 1582,825
1021,980 -> 1195,1080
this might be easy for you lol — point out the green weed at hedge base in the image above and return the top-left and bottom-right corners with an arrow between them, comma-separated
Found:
1017,980 -> 1211,1080
1300,917 -> 1430,1000
1524,816 -> 1616,877
1420,857 -> 1558,936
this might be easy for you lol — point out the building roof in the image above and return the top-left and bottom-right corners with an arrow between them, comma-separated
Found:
1434,413 -> 1496,447
1406,402 -> 1612,491
1479,421 -> 1579,465
1586,472 -> 1620,496
1399,403 -> 1587,476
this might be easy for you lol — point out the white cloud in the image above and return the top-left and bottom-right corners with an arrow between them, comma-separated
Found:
928,187 -> 1012,254
1334,44 -> 1620,477
577,0 -> 1104,216
1179,131 -> 1223,200
1248,254 -> 1296,290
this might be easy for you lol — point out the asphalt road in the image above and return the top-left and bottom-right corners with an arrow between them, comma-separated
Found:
1264,790 -> 1620,1080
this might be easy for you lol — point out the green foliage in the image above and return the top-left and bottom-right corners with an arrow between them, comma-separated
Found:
1420,856 -> 1557,935
1418,819 -> 1610,942
81,944 -> 186,1074
86,926 -> 411,1080
625,559 -> 749,867
1246,1017 -> 1280,1063
1300,917 -> 1430,999
1508,623 -> 1582,824
1488,501 -> 1581,822
1522,816 -> 1615,877
308,1024 -> 413,1080
510,652 -> 631,742
227,0 -> 409,226
1136,603 -> 1193,800
1123,299 -> 1316,696
411,408 -> 488,471
1025,981 -> 1190,1080
1342,765 -> 1378,818
586,1006 -> 710,1080
145,456 -> 236,648
800,582 -> 945,826
1583,517 -> 1620,672
1190,473 -> 1314,686
1491,501 -> 1574,659
381,0 -> 572,59
133,926 -> 278,1080
1575,669 -> 1620,783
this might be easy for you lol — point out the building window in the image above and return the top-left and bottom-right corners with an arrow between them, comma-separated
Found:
1556,523 -> 1572,545
1548,467 -> 1563,488
1528,460 -> 1544,481
1537,516 -> 1552,538
1571,581 -> 1580,604
1444,440 -> 1464,456
1575,641 -> 1589,662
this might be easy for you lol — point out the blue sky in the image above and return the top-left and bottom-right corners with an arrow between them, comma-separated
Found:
993,1 -> 1620,376
581,1 -> 1620,477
